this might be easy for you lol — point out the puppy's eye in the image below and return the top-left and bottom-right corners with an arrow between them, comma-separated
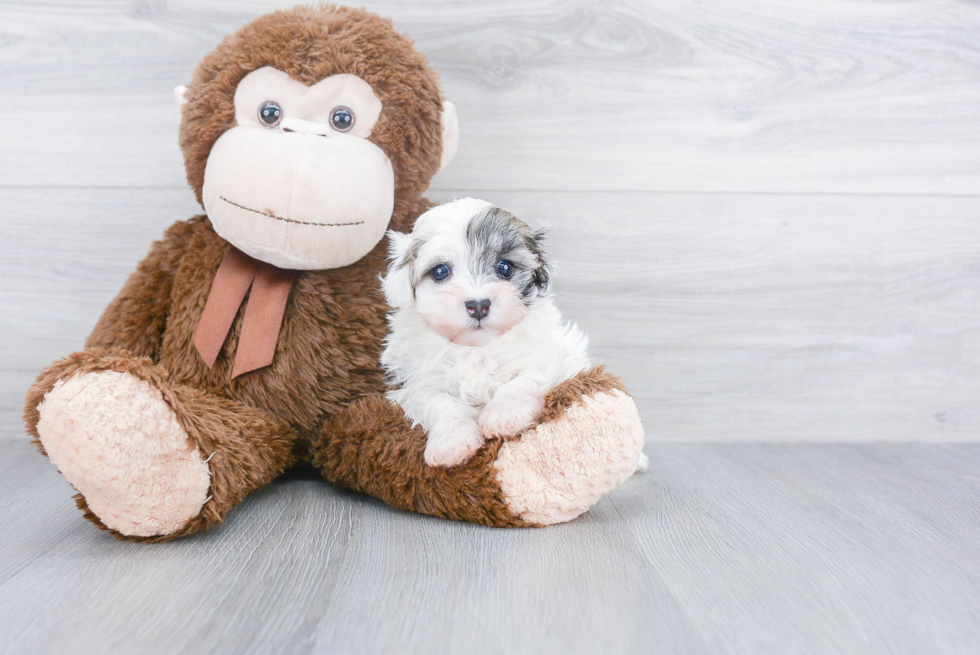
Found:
258,101 -> 283,127
430,264 -> 451,281
496,260 -> 514,279
331,106 -> 355,132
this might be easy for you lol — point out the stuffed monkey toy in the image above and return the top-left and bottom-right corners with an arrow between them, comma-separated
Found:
23,5 -> 645,541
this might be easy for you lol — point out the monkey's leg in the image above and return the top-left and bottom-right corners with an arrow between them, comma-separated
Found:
312,366 -> 644,527
25,348 -> 298,542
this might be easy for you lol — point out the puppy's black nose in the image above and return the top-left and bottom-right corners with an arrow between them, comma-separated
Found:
465,299 -> 491,320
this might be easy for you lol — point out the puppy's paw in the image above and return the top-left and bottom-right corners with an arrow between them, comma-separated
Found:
424,421 -> 483,468
478,394 -> 544,440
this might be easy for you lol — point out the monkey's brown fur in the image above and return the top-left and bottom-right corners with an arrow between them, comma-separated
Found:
180,4 -> 443,215
24,5 -> 636,541
314,366 -> 627,528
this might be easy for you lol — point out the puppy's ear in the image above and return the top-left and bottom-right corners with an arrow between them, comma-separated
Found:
382,230 -> 416,309
525,229 -> 552,294
386,229 -> 412,263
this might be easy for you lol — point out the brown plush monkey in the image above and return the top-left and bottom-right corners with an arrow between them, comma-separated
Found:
23,5 -> 644,541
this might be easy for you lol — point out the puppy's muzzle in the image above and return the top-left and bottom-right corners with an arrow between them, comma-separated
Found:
465,299 -> 491,321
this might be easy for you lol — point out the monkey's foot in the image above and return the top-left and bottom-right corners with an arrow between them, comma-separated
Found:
36,370 -> 210,537
493,384 -> 644,525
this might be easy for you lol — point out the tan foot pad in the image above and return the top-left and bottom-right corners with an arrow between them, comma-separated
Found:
494,389 -> 644,525
36,371 -> 210,537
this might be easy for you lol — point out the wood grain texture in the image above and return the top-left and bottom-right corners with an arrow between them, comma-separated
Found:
0,0 -> 978,193
4,187 -> 979,442
455,190 -> 980,443
2,438 -> 978,654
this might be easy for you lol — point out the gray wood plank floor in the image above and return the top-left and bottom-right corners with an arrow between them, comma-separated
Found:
2,438 -> 979,655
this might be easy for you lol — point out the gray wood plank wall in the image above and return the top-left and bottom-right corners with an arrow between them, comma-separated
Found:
1,0 -> 979,441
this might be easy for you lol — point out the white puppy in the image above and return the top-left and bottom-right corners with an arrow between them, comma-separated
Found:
381,198 -> 592,467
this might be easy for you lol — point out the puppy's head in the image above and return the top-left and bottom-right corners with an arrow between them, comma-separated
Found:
383,198 -> 551,347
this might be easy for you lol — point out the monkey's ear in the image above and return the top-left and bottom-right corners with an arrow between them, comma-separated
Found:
174,85 -> 188,108
438,101 -> 460,173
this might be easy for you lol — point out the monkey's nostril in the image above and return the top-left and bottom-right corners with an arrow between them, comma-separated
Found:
282,127 -> 294,133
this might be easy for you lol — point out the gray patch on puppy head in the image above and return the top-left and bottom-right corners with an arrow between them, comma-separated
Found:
392,236 -> 425,300
465,206 -> 552,302
525,229 -> 551,294
400,238 -> 423,268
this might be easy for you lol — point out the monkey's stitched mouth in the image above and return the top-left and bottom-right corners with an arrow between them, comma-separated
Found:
219,196 -> 365,227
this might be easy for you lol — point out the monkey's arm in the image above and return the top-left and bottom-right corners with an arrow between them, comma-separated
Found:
313,366 -> 644,528
85,219 -> 196,360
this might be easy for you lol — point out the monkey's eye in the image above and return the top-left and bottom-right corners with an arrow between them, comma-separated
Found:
258,101 -> 283,127
330,106 -> 355,132
430,264 -> 451,282
496,260 -> 514,279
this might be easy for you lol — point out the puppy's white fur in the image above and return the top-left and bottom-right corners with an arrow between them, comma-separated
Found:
382,198 -> 591,467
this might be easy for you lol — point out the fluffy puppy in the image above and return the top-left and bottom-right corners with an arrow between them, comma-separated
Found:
381,198 -> 591,467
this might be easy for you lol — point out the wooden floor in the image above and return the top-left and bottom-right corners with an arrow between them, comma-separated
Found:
2,1 -> 980,653
1,438 -> 978,655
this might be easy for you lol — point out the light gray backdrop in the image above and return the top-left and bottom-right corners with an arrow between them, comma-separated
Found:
2,0 -> 979,442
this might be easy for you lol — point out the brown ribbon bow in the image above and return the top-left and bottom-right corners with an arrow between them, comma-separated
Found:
194,247 -> 297,378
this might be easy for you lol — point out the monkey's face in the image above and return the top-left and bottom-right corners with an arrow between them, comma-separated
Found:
201,67 -> 395,270
180,6 -> 459,270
